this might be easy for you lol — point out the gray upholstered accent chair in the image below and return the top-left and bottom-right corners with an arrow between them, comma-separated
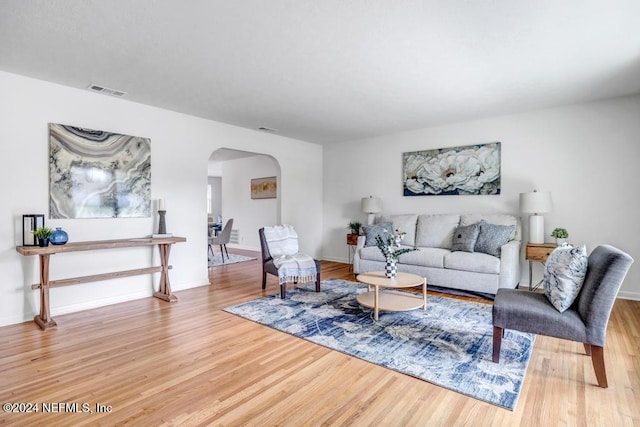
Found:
258,227 -> 321,298
492,244 -> 633,388
208,218 -> 233,263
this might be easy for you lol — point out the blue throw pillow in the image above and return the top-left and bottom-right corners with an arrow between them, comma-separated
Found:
474,220 -> 515,257
363,222 -> 393,247
543,245 -> 588,312
451,223 -> 480,252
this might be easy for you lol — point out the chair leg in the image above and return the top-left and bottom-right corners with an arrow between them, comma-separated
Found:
280,283 -> 286,299
262,271 -> 267,290
219,245 -> 225,263
492,326 -> 503,363
591,345 -> 608,388
315,272 -> 321,292
223,244 -> 229,260
208,244 -> 214,260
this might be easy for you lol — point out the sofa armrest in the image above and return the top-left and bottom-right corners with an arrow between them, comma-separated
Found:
499,240 -> 521,289
353,235 -> 367,273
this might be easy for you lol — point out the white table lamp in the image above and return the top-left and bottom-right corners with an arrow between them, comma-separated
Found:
520,190 -> 552,244
361,196 -> 382,225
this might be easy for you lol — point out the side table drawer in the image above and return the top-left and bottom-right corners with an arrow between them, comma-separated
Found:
347,234 -> 360,245
526,245 -> 556,262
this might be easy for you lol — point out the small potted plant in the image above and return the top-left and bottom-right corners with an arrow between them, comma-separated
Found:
551,227 -> 569,246
32,226 -> 55,247
347,221 -> 362,235
347,221 -> 362,246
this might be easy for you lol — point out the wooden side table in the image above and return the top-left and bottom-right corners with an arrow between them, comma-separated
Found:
525,243 -> 557,291
347,234 -> 360,271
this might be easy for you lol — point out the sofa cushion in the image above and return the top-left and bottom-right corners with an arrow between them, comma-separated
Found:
379,214 -> 418,246
362,222 -> 393,247
358,245 -> 386,261
444,251 -> 501,274
397,247 -> 448,268
451,223 -> 480,252
415,214 -> 460,249
474,220 -> 515,257
460,213 -> 519,241
543,245 -> 588,312
359,246 -> 447,268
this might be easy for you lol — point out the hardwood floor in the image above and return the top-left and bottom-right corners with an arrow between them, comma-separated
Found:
1,249 -> 638,426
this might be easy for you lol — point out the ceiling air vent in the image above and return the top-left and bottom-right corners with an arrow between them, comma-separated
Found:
257,126 -> 278,133
87,84 -> 127,97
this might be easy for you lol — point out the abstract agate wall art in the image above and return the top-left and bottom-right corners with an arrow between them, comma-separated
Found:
403,142 -> 501,196
49,123 -> 151,218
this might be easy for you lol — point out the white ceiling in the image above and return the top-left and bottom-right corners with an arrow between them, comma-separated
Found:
1,1 -> 639,144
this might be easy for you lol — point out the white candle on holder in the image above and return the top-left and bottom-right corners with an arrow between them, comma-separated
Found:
158,198 -> 165,211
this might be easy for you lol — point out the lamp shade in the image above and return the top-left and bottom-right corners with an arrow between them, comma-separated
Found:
361,196 -> 382,214
519,191 -> 552,214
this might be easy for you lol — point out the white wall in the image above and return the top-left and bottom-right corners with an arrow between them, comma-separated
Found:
323,94 -> 640,299
208,176 -> 222,220
221,155 -> 279,250
0,70 -> 323,327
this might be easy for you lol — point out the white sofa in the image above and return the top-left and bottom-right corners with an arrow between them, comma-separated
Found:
353,213 -> 521,295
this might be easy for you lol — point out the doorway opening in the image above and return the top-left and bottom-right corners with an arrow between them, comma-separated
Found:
208,148 -> 281,255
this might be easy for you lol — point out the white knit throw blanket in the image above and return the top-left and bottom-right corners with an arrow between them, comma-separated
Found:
263,225 -> 317,285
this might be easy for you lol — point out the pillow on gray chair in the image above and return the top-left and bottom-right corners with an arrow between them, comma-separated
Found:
363,222 -> 393,247
543,244 -> 588,312
475,220 -> 515,257
451,223 -> 480,252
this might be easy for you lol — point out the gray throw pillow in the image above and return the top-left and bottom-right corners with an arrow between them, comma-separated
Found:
543,245 -> 588,312
474,220 -> 515,257
451,223 -> 480,252
363,222 -> 393,247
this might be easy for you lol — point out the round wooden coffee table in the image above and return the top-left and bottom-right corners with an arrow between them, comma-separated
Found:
355,271 -> 427,320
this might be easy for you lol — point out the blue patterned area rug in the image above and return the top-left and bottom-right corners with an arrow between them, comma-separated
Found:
224,278 -> 535,410
208,253 -> 256,267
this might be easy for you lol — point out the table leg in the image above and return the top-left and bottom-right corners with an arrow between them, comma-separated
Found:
422,278 -> 427,310
153,243 -> 178,302
529,260 -> 533,291
374,284 -> 379,321
34,254 -> 57,330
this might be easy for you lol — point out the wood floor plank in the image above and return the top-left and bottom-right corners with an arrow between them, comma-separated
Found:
0,248 -> 638,426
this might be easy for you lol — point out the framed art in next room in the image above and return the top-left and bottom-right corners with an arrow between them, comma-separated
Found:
251,176 -> 277,199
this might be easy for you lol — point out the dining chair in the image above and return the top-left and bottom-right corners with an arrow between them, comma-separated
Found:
208,218 -> 233,263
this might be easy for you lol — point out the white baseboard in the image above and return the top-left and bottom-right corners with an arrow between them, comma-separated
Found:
0,279 -> 210,328
617,290 -> 640,301
0,290 -> 152,328
227,243 -> 260,252
322,255 -> 350,264
52,290 -> 153,316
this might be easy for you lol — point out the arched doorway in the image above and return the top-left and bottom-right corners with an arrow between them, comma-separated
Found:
208,148 -> 281,252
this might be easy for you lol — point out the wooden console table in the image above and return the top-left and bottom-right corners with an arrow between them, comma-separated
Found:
16,236 -> 186,330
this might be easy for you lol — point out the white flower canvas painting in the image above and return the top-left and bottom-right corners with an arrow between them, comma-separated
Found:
49,123 -> 151,218
403,142 -> 501,196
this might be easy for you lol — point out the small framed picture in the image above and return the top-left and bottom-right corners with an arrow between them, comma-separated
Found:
22,214 -> 45,246
251,176 -> 277,199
